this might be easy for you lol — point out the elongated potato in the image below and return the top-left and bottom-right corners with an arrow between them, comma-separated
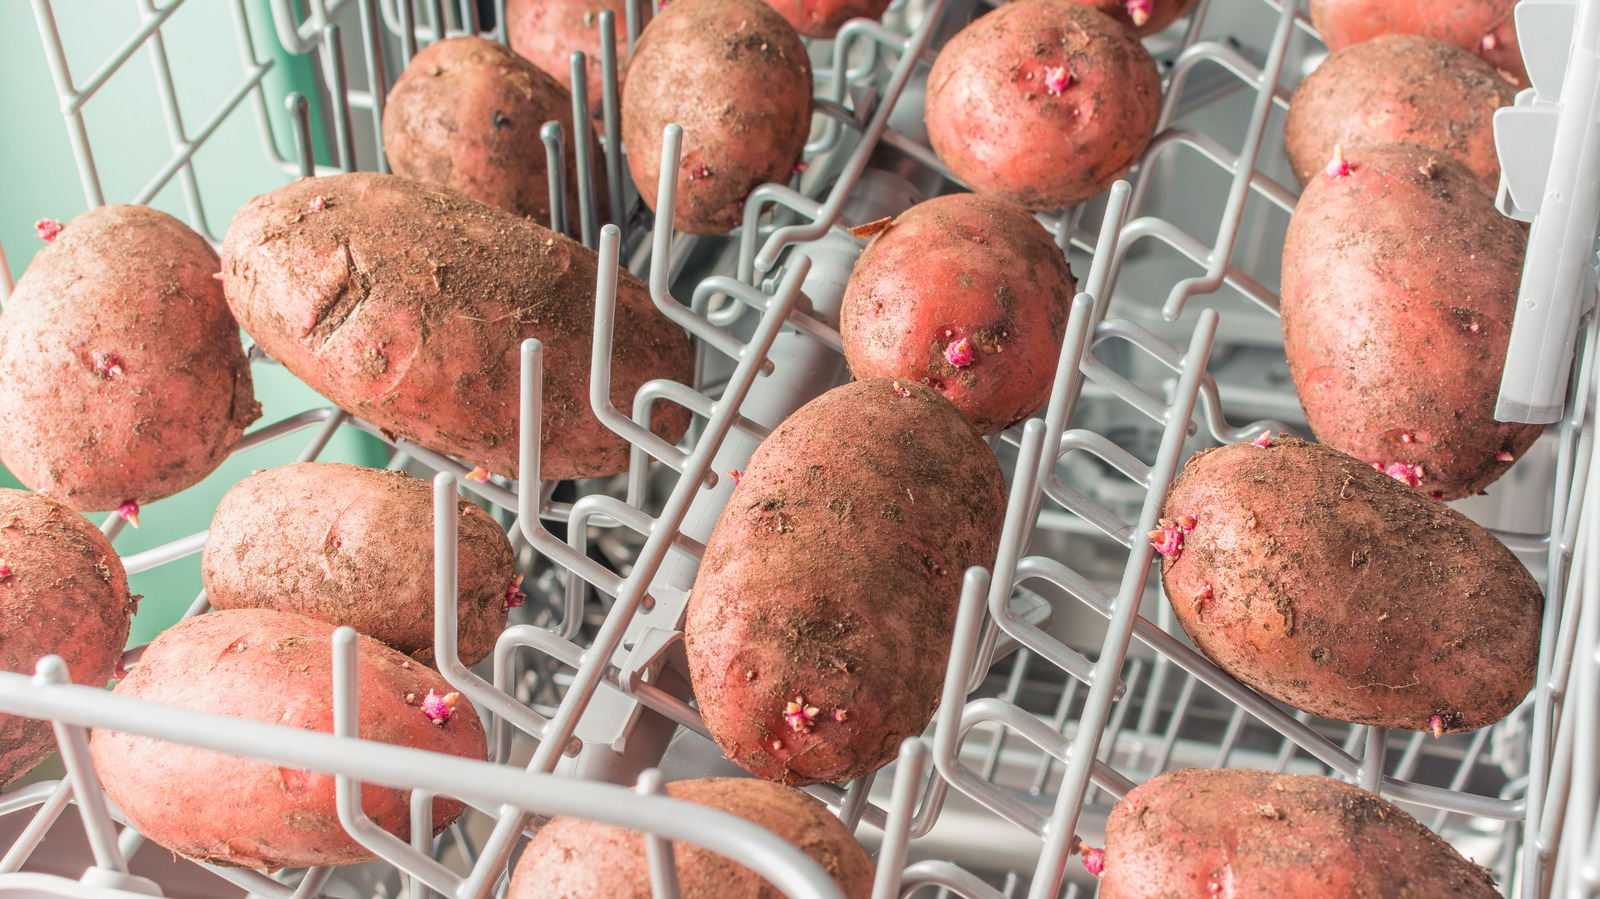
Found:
685,378 -> 1006,785
219,172 -> 692,481
762,0 -> 893,38
202,463 -> 516,667
622,0 -> 813,235
506,0 -> 634,116
1068,0 -> 1200,35
840,193 -> 1077,434
383,37 -> 606,224
1101,769 -> 1500,897
0,489 -> 133,787
509,778 -> 874,897
1281,143 -> 1537,500
90,609 -> 486,870
0,205 -> 260,512
1157,437 -> 1541,733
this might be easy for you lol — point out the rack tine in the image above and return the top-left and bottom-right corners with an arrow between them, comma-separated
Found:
287,93 -> 316,178
321,24 -> 357,172
570,51 -> 598,248
871,739 -> 929,899
599,11 -> 626,236
625,0 -> 642,53
0,780 -> 72,873
398,0 -> 419,63
330,627 -> 464,896
636,769 -> 683,898
542,121 -> 570,235
34,656 -> 126,874
409,789 -> 435,899
359,0 -> 391,174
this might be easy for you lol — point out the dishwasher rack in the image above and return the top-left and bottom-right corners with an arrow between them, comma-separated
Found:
0,0 -> 1595,896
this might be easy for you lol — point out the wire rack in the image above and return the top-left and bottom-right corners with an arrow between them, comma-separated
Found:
0,0 -> 1595,897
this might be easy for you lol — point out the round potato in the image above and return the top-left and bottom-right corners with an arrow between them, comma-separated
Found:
1157,437 -> 1542,734
1309,0 -> 1527,88
506,0 -> 634,116
622,0 -> 813,235
1068,0 -> 1199,35
202,463 -> 516,667
1101,769 -> 1500,897
90,609 -> 487,870
384,36 -> 607,225
762,0 -> 892,38
0,489 -> 133,788
924,0 -> 1162,210
841,193 -> 1077,434
1284,35 -> 1515,187
0,205 -> 260,512
509,778 -> 874,897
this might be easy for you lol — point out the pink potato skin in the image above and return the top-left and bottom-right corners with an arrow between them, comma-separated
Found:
202,463 -> 515,667
89,609 -> 486,870
1159,438 -> 1541,733
840,193 -> 1077,434
1101,769 -> 1501,898
1283,35 -> 1516,187
1068,0 -> 1200,36
383,37 -> 607,225
0,489 -> 133,787
1280,143 -> 1538,500
508,778 -> 874,897
0,205 -> 261,512
924,0 -> 1162,211
1310,0 -> 1527,89
219,173 -> 692,481
622,0 -> 813,235
506,0 -> 636,116
685,379 -> 1006,786
762,0 -> 892,38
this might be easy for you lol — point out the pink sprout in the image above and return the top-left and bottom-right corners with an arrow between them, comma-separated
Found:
212,271 -> 227,281
784,696 -> 820,733
117,500 -> 141,529
34,219 -> 63,241
1209,884 -> 1222,895
1125,0 -> 1152,26
727,469 -> 743,486
94,351 -> 124,378
832,708 -> 848,722
1195,584 -> 1213,601
465,466 -> 491,484
1175,514 -> 1196,532
1480,32 -> 1497,51
769,739 -> 783,751
0,561 -> 13,582
1251,430 -> 1271,448
503,574 -> 526,611
1496,450 -> 1515,462
1470,321 -> 1480,332
945,337 -> 975,368
1324,144 -> 1352,179
892,381 -> 911,398
1149,518 -> 1185,558
307,196 -> 326,213
1384,462 -> 1424,489
1399,432 -> 1415,444
1429,715 -> 1444,738
689,164 -> 711,180
1043,66 -> 1072,95
1430,491 -> 1445,500
1078,842 -> 1105,877
793,161 -> 809,174
421,690 -> 460,726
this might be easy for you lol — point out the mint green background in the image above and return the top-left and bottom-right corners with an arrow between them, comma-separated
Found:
0,1 -> 385,646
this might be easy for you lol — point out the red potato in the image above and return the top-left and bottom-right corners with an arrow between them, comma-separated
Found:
202,463 -> 517,667
509,778 -> 874,897
1100,769 -> 1501,898
1158,437 -> 1542,734
383,37 -> 607,225
219,172 -> 693,481
0,489 -> 133,787
840,193 -> 1077,434
1068,0 -> 1200,36
1284,35 -> 1516,187
1280,143 -> 1538,500
1309,0 -> 1527,88
90,609 -> 486,870
0,205 -> 260,513
924,0 -> 1162,210
622,0 -> 814,235
506,0 -> 634,116
685,379 -> 1006,786
762,0 -> 892,38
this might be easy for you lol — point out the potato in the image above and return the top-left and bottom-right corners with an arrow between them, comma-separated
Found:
1280,143 -> 1538,500
1284,35 -> 1515,187
219,172 -> 692,481
0,489 -> 132,787
840,194 -> 1077,434
383,36 -> 607,225
0,205 -> 261,513
89,609 -> 486,870
509,778 -> 874,897
1309,0 -> 1527,89
507,0 -> 634,116
924,0 -> 1162,210
762,0 -> 892,38
685,378 -> 1006,785
201,463 -> 516,667
622,0 -> 813,235
1067,0 -> 1200,36
1100,769 -> 1500,897
1157,437 -> 1541,734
